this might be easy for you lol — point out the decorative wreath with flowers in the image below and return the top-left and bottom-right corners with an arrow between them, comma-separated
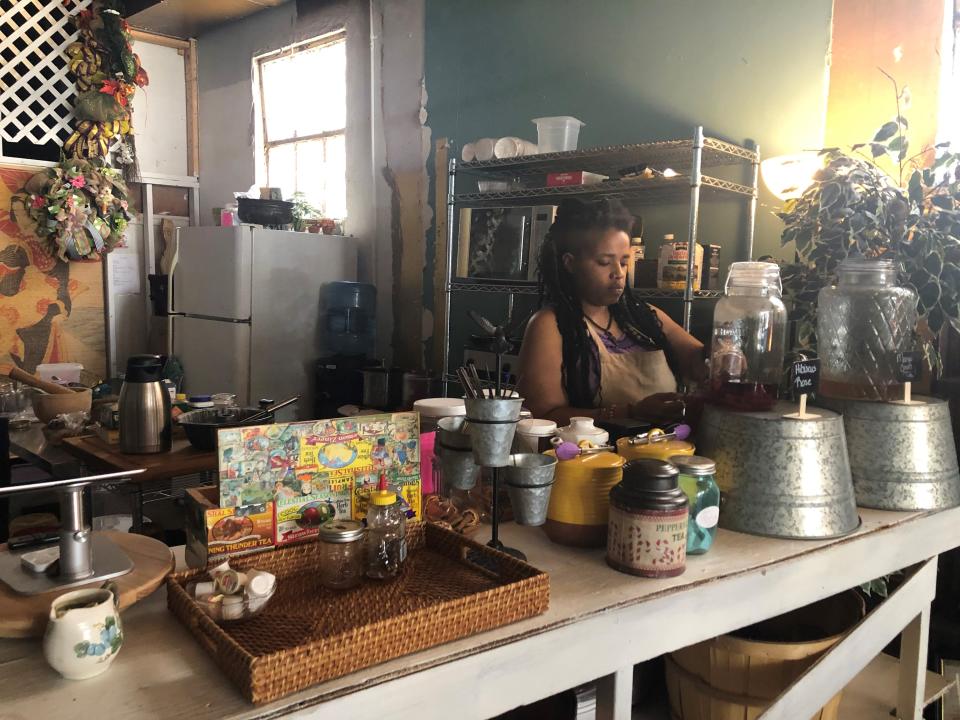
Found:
64,0 -> 149,165
11,158 -> 131,261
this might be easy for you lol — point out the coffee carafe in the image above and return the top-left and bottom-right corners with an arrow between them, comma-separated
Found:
119,355 -> 171,454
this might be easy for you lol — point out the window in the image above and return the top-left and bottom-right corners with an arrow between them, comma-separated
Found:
256,32 -> 347,219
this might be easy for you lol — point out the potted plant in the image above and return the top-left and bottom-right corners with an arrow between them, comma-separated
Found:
777,82 -> 960,370
289,192 -> 321,233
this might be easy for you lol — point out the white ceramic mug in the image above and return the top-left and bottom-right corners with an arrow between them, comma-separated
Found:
44,585 -> 123,680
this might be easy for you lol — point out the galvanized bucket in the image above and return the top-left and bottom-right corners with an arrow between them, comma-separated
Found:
438,445 -> 478,490
822,396 -> 960,511
697,402 -> 859,539
464,397 -> 523,468
504,453 -> 557,526
437,415 -> 472,450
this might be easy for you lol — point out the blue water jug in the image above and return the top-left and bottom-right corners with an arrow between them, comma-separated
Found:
323,281 -> 376,356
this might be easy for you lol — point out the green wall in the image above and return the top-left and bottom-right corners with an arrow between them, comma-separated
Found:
424,0 -> 834,367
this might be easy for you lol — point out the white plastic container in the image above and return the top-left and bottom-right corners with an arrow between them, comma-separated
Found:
532,116 -> 585,153
494,137 -> 538,159
413,397 -> 466,433
472,138 -> 496,161
36,363 -> 82,385
515,418 -> 558,453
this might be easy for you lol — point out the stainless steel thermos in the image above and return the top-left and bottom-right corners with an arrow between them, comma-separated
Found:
119,355 -> 171,454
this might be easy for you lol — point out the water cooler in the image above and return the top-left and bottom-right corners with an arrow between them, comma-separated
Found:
315,282 -> 380,418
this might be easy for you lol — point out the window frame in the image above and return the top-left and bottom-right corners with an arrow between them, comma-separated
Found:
254,30 -> 347,216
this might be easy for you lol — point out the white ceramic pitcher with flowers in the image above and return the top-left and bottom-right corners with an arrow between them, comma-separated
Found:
44,583 -> 123,680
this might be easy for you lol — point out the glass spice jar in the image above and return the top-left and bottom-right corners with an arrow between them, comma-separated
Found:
318,520 -> 366,590
670,455 -> 720,556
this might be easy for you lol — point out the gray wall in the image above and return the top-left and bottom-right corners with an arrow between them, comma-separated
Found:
423,0 -> 834,366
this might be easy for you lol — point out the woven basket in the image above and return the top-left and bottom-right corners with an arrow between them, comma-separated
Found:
665,590 -> 864,720
167,522 -> 549,704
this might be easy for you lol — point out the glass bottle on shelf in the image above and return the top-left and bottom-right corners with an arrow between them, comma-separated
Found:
708,262 -> 787,411
670,455 -> 720,555
365,474 -> 407,580
817,258 -> 918,401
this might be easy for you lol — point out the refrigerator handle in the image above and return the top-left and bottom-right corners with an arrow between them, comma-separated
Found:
168,226 -> 180,315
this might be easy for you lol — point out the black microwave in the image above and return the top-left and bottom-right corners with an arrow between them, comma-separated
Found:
455,205 -> 556,282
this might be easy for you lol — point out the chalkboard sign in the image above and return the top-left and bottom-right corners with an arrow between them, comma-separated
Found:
791,358 -> 820,396
896,351 -> 923,382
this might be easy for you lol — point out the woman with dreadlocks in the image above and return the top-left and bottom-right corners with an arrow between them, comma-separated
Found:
518,199 -> 705,424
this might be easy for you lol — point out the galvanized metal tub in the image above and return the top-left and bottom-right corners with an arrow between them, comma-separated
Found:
821,396 -> 960,511
697,403 -> 859,539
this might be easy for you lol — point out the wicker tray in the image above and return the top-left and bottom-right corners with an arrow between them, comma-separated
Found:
167,523 -> 550,704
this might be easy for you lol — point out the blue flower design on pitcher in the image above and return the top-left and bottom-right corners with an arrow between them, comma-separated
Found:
73,615 -> 122,662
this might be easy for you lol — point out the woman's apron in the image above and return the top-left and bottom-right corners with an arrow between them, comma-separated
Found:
585,323 -> 677,407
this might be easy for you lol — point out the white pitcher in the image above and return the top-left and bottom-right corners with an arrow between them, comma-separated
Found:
44,585 -> 123,680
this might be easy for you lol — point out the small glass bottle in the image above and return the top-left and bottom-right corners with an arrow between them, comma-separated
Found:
670,455 -> 720,555
365,476 -> 407,580
318,520 -> 366,590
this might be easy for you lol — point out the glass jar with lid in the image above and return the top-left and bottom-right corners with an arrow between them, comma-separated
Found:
709,262 -> 788,411
670,455 -> 720,555
318,519 -> 366,590
817,257 -> 918,401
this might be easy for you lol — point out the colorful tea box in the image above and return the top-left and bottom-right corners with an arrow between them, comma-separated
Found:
184,486 -> 274,568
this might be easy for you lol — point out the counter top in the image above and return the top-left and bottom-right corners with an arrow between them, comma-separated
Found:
60,434 -> 217,483
1,507 -> 958,719
8,424 -> 84,479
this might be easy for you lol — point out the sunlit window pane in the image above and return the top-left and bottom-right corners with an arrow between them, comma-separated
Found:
261,38 -> 346,141
258,33 -> 347,220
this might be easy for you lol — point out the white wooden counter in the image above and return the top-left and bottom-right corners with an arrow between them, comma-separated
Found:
1,506 -> 959,720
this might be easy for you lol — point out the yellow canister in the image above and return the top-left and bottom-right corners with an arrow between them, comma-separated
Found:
616,431 -> 695,462
544,448 -> 625,548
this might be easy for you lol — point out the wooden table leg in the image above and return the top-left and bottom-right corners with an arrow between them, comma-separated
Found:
897,605 -> 931,720
596,666 -> 633,720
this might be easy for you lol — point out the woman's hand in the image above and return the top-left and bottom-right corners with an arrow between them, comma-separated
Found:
628,393 -> 686,424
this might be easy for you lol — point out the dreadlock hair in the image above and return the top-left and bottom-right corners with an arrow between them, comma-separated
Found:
537,198 -> 679,408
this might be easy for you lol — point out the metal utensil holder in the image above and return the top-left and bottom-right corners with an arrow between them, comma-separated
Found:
0,469 -> 145,595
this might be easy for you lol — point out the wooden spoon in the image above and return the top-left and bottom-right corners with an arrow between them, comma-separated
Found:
2,365 -> 75,395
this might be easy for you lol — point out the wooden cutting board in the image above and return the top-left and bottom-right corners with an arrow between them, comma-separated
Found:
0,531 -> 174,638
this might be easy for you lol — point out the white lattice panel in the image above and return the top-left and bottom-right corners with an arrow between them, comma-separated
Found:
0,0 -> 92,146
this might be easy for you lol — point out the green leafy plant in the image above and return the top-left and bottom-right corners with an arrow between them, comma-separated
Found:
777,74 -> 960,370
289,191 -> 321,232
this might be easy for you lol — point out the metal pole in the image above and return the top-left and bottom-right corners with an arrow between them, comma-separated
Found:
746,143 -> 760,261
442,156 -> 457,397
58,485 -> 92,580
683,127 -> 704,332
490,466 -> 501,549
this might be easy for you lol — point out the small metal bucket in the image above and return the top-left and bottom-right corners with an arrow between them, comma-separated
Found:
824,396 -> 960,510
464,397 -> 523,468
437,415 -> 472,450
438,444 -> 478,490
697,402 -> 859,539
504,453 -> 557,526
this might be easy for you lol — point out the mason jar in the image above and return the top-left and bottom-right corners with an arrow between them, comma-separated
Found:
708,262 -> 788,411
817,258 -> 918,401
318,520 -> 366,590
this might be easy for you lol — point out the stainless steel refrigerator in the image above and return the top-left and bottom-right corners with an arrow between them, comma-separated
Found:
170,226 -> 357,418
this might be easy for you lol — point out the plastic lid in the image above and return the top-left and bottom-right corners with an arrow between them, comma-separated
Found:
370,489 -> 397,506
664,233 -> 675,240
517,419 -> 558,437
175,393 -> 187,401
413,398 -> 466,418
319,519 -> 365,542
125,354 -> 163,383
725,261 -> 782,292
189,395 -> 212,403
669,455 -> 716,476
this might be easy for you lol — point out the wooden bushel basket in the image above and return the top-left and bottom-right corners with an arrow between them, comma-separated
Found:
665,590 -> 865,720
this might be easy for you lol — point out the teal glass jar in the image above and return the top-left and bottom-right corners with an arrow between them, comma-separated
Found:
670,455 -> 720,555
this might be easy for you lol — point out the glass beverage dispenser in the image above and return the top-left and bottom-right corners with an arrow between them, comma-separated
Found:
709,262 -> 787,411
